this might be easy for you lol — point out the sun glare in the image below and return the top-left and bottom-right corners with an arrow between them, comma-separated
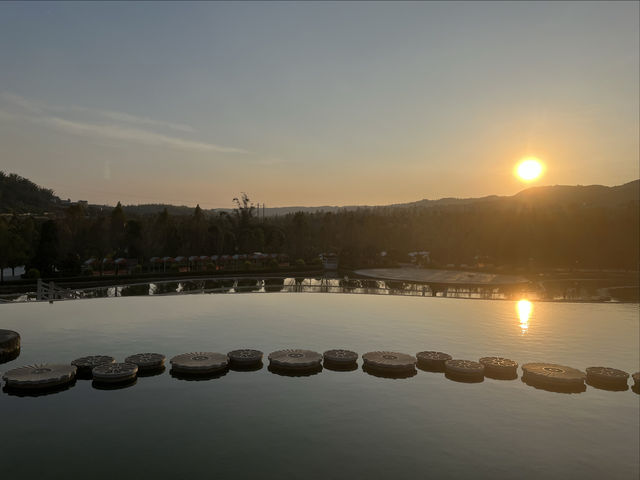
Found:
517,299 -> 532,334
515,158 -> 544,182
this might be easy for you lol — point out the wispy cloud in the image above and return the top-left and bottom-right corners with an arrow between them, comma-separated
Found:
35,115 -> 246,153
1,92 -> 194,132
68,106 -> 196,133
1,92 -> 43,114
0,92 -> 247,154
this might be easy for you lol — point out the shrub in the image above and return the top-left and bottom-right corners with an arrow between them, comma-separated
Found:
26,268 -> 40,279
295,258 -> 306,267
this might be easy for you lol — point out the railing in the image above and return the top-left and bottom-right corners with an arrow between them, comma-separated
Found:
36,278 -> 80,302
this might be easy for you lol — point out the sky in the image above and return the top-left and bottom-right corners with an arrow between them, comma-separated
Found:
0,1 -> 638,208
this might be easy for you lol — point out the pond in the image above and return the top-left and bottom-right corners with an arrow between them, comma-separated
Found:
1,293 -> 638,479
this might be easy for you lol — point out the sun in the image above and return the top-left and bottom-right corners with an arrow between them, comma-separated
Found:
515,158 -> 544,182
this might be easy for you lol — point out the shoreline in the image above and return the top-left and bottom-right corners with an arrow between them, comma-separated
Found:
1,272 -> 638,304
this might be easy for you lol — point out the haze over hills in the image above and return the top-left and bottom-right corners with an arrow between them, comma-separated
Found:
0,171 -> 638,215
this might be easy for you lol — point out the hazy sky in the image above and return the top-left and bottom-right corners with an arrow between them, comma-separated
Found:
1,1 -> 638,207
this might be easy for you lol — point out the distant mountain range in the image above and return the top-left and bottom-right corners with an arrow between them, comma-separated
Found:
125,180 -> 639,216
393,180 -> 640,210
1,170 -> 638,216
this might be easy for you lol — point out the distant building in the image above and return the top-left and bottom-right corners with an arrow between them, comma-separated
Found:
320,253 -> 338,270
59,198 -> 88,208
408,251 -> 431,265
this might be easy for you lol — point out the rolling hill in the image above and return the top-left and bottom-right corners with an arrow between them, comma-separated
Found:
1,170 -> 637,216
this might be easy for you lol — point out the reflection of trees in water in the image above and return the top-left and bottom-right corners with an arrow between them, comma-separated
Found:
264,278 -> 284,292
339,278 -> 362,292
288,277 -> 305,292
385,281 -> 420,295
120,284 -> 149,297
385,281 -> 404,293
42,274 -> 631,302
154,282 -> 178,295
436,285 -> 513,299
180,281 -> 206,292
608,286 -> 640,302
103,277 -> 514,298
203,279 -> 234,292
236,279 -> 259,293
537,279 -> 625,301
363,279 -> 389,294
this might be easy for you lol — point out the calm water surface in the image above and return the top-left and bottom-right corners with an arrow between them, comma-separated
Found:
1,294 -> 638,479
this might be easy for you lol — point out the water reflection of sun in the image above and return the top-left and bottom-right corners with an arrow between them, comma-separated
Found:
517,299 -> 532,334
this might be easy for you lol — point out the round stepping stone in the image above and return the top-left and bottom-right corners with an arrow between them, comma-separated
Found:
0,347 -> 20,364
633,372 -> 640,387
479,357 -> 518,378
416,351 -> 452,371
2,363 -> 76,389
323,349 -> 358,365
445,359 -> 485,379
268,349 -> 322,370
0,330 -> 20,361
124,353 -> 166,371
228,349 -> 263,366
0,329 -> 20,352
521,363 -> 585,387
586,367 -> 629,389
92,363 -> 138,384
362,351 -> 416,372
170,352 -> 228,374
71,355 -> 115,376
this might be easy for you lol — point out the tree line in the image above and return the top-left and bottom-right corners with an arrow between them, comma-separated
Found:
0,191 -> 637,281
0,171 -> 58,214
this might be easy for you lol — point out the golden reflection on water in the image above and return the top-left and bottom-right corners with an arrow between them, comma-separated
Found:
517,299 -> 532,334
